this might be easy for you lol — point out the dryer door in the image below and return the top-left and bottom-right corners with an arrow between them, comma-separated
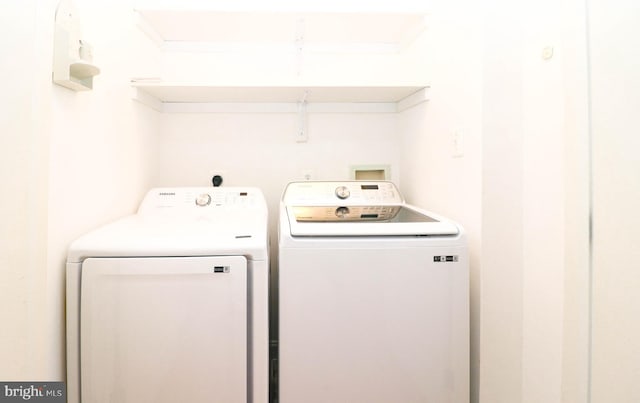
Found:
80,256 -> 247,403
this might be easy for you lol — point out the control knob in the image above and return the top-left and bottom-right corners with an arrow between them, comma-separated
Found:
335,186 -> 350,200
195,193 -> 212,207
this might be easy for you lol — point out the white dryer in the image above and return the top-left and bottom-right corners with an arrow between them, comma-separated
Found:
66,187 -> 269,403
278,181 -> 469,403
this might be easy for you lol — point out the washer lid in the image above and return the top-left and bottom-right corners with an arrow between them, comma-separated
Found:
281,181 -> 459,237
285,204 -> 459,237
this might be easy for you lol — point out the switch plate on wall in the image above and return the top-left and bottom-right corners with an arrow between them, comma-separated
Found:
452,130 -> 464,158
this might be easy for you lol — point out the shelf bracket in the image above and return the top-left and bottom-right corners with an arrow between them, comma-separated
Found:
396,87 -> 430,112
295,18 -> 305,76
296,91 -> 308,143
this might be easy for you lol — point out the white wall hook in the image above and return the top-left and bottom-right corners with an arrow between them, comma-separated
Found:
53,0 -> 100,91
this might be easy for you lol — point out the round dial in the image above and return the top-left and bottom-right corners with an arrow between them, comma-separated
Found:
335,186 -> 351,200
335,206 -> 350,218
195,193 -> 212,207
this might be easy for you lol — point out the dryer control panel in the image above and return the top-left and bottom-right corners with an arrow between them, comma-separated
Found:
138,187 -> 265,214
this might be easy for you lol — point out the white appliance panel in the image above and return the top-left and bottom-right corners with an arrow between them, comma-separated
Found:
80,256 -> 247,403
278,181 -> 469,403
279,245 -> 469,403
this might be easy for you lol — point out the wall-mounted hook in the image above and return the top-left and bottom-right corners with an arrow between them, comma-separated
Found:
53,0 -> 100,91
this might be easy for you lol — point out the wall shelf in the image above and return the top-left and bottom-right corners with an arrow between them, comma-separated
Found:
132,83 -> 429,113
135,9 -> 428,52
131,7 -> 430,114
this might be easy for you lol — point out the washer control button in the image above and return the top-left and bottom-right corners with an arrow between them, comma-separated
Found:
195,193 -> 212,207
335,186 -> 351,200
335,206 -> 350,218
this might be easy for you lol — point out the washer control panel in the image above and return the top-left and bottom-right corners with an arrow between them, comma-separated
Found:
283,181 -> 404,222
283,181 -> 403,206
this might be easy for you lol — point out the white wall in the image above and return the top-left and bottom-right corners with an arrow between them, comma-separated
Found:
520,2 -> 566,400
0,1 -> 49,380
560,2 -> 591,402
398,5 -> 483,402
0,0 -> 160,380
154,111 -> 399,190
589,1 -> 640,402
480,2 -> 525,394
480,1 -> 586,402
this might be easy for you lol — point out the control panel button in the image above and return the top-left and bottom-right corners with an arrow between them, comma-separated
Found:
335,206 -> 350,218
335,186 -> 351,200
195,193 -> 212,207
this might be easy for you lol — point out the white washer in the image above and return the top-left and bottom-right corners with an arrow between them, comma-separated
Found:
66,187 -> 269,403
278,181 -> 469,403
